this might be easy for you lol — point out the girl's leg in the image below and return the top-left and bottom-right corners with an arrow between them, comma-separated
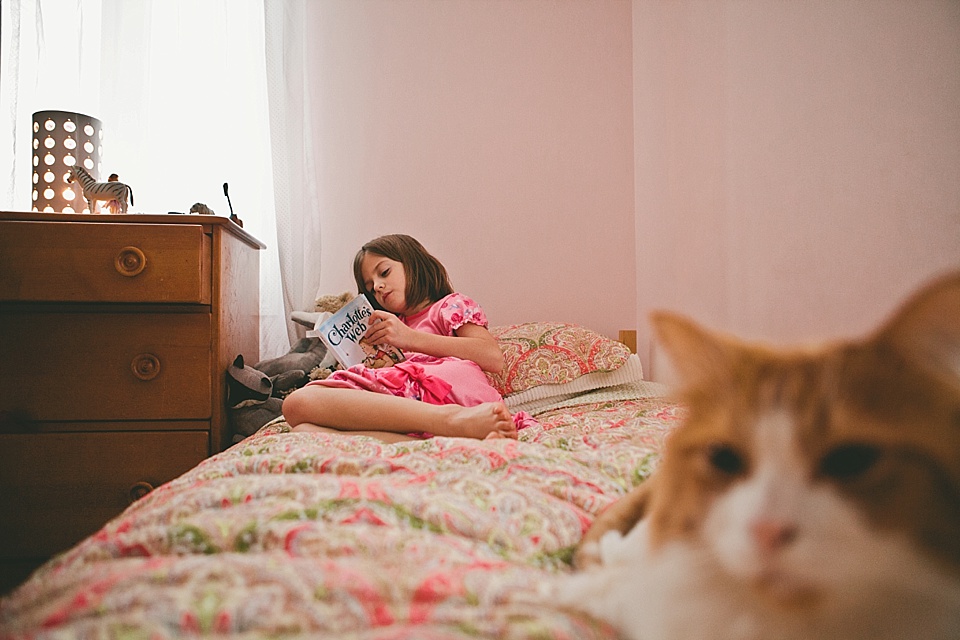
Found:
282,385 -> 517,440
289,423 -> 417,444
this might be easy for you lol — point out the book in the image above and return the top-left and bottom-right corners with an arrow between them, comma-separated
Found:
317,294 -> 405,369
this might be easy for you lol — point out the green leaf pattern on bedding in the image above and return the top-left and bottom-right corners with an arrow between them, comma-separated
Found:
0,397 -> 681,639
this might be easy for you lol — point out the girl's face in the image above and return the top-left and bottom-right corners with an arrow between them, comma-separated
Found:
359,252 -> 409,314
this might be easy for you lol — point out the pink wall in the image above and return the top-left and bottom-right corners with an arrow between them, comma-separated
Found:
634,0 -> 960,378
307,1 -> 959,381
309,1 -> 637,340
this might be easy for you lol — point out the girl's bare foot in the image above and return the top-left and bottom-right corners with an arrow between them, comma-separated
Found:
445,402 -> 517,440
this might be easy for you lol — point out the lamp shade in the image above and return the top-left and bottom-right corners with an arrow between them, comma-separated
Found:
32,110 -> 103,213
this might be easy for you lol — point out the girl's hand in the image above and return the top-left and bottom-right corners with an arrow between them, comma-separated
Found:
365,310 -> 418,350
363,311 -> 504,374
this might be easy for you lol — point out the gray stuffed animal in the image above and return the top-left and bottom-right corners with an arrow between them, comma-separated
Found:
226,337 -> 332,443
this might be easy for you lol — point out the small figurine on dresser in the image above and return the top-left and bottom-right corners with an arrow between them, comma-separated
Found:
105,173 -> 121,213
66,166 -> 134,214
190,202 -> 215,215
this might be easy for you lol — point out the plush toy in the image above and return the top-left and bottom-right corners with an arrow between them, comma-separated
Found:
228,294 -> 361,443
226,354 -> 272,406
290,291 -> 355,333
316,291 -> 355,314
227,337 -> 332,443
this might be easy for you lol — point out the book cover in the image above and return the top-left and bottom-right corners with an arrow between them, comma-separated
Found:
317,294 -> 405,369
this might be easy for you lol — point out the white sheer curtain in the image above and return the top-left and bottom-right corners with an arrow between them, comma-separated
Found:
264,1 -> 324,347
0,0 -> 320,360
0,0 -> 103,207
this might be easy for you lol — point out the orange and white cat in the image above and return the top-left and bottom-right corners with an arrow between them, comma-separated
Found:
556,272 -> 960,640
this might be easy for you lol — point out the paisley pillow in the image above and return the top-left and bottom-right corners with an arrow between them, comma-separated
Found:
487,322 -> 633,397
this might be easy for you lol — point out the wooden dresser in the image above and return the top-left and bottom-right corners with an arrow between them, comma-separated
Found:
0,211 -> 264,594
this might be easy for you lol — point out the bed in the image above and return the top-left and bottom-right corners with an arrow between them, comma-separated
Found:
0,322 -> 681,638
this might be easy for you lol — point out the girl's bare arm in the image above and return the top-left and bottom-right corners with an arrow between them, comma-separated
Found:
364,313 -> 504,373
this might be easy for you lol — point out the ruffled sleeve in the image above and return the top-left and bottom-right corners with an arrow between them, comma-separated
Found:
438,293 -> 488,333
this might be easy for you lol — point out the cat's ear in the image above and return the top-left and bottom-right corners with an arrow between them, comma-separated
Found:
651,311 -> 734,389
875,271 -> 960,389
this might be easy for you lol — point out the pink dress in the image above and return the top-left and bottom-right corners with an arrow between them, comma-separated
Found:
306,293 -> 535,437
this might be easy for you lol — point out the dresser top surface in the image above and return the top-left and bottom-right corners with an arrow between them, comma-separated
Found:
0,211 -> 266,250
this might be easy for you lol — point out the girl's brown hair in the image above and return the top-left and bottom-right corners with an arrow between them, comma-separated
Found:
353,234 -> 453,312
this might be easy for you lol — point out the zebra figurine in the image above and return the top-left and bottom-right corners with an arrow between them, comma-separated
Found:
66,165 -> 134,214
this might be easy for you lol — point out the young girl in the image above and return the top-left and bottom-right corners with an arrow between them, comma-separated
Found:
282,234 -> 533,443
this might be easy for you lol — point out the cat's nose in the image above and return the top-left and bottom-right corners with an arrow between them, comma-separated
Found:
751,519 -> 798,554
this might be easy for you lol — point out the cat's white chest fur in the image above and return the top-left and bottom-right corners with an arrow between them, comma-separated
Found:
557,510 -> 960,640
554,409 -> 960,640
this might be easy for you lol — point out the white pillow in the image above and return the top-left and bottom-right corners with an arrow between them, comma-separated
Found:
504,354 -> 645,412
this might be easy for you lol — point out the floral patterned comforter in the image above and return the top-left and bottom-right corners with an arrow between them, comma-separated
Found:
0,395 -> 681,639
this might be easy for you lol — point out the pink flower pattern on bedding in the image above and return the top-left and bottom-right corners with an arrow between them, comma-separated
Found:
0,397 -> 681,639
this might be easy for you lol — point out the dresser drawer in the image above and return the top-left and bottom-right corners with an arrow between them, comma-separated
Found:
0,221 -> 211,303
0,430 -> 208,560
0,312 -> 212,421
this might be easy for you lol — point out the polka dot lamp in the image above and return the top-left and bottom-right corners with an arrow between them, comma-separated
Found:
32,111 -> 103,213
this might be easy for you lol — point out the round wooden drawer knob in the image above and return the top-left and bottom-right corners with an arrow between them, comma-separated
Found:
115,246 -> 146,276
131,353 -> 161,381
129,481 -> 155,502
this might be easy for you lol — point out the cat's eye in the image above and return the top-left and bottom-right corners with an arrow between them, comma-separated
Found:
818,444 -> 880,481
707,444 -> 746,476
